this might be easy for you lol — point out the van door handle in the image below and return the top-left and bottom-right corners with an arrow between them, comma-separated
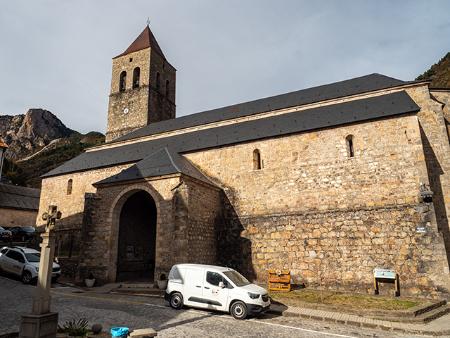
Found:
196,285 -> 202,288
204,287 -> 210,289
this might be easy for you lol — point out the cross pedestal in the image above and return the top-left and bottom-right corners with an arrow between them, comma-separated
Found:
19,206 -> 61,338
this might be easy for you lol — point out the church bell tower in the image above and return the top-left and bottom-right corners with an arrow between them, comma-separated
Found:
105,25 -> 176,142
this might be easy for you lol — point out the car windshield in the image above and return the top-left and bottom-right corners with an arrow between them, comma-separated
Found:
25,253 -> 40,262
22,227 -> 35,232
223,270 -> 250,287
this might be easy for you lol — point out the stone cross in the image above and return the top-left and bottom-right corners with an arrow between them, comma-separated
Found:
32,205 -> 61,314
20,205 -> 61,338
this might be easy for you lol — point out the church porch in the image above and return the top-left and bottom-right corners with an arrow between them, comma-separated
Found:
76,174 -> 222,285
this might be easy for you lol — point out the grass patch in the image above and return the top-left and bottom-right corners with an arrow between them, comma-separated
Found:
270,289 -> 422,311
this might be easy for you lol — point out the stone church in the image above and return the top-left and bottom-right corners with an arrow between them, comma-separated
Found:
38,25 -> 450,297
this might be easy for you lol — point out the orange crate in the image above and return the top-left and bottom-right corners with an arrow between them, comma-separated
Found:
268,270 -> 291,292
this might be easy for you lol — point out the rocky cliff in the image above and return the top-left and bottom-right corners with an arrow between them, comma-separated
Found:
0,109 -> 104,188
0,109 -> 75,161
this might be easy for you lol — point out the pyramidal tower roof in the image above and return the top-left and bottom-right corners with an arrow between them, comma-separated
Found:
114,25 -> 165,59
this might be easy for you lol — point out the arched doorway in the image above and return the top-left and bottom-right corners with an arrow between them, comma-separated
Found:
116,190 -> 157,282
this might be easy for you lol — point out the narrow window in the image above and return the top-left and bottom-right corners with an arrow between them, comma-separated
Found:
253,149 -> 262,170
67,179 -> 73,195
119,71 -> 127,92
346,135 -> 354,158
156,72 -> 161,91
132,67 -> 140,89
165,80 -> 170,96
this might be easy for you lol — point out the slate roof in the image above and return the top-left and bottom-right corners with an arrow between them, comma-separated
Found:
114,25 -> 166,59
43,91 -> 420,180
95,147 -> 215,186
0,184 -> 40,211
114,73 -> 410,143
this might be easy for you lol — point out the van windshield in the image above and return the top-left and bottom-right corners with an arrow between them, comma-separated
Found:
223,270 -> 250,287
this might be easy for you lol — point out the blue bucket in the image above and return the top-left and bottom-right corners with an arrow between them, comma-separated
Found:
111,327 -> 129,337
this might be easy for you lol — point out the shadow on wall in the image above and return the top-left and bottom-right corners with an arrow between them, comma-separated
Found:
420,126 -> 450,270
216,189 -> 256,281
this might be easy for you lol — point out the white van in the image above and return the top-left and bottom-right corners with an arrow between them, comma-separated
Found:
164,264 -> 270,319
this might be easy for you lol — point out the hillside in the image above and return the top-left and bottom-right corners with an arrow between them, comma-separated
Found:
416,52 -> 450,88
0,109 -> 104,188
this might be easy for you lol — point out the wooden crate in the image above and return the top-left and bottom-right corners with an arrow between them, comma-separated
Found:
268,269 -> 291,292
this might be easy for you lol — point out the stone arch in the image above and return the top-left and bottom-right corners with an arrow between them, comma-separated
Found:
107,184 -> 163,282
119,71 -> 127,92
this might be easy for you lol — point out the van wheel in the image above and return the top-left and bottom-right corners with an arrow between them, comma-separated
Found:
22,271 -> 32,284
169,292 -> 183,310
230,301 -> 248,320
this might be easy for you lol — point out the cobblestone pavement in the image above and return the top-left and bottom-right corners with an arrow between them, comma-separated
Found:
0,275 -> 435,337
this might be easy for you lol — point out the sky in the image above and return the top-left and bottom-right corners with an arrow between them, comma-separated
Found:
1,0 -> 449,134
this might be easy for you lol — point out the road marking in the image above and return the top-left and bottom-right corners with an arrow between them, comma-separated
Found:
245,319 -> 358,338
53,291 -> 358,338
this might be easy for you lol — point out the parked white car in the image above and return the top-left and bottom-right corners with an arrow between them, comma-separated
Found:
0,246 -> 61,284
165,264 -> 270,319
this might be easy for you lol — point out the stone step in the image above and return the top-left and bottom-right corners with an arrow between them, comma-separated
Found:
120,283 -> 155,289
407,304 -> 450,323
110,287 -> 165,297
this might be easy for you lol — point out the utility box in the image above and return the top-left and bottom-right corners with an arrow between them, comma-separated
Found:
268,270 -> 291,292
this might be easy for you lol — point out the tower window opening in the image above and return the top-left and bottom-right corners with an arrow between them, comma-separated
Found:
67,179 -> 73,195
119,71 -> 127,92
166,80 -> 170,96
156,72 -> 161,91
253,149 -> 262,170
132,67 -> 140,89
346,135 -> 354,158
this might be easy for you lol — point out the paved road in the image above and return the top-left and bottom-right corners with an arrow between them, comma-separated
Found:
0,275 -> 427,337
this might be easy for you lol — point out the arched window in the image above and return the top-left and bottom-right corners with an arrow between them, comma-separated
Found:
132,67 -> 140,89
346,135 -> 354,158
156,72 -> 161,91
119,71 -> 127,92
67,179 -> 73,195
165,80 -> 170,96
253,149 -> 262,170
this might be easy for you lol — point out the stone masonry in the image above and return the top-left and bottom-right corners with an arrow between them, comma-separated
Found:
37,26 -> 450,298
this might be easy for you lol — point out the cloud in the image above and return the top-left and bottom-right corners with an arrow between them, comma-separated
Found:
1,0 -> 449,133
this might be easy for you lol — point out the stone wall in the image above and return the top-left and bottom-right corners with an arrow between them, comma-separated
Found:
430,89 -> 450,142
409,86 -> 450,282
148,49 -> 176,123
184,177 -> 221,264
106,48 -> 152,142
38,164 -> 132,276
185,111 -> 450,297
0,207 -> 37,227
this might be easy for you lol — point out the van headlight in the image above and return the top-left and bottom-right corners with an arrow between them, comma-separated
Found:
248,292 -> 260,299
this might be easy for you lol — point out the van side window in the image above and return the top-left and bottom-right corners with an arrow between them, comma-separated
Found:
206,271 -> 224,286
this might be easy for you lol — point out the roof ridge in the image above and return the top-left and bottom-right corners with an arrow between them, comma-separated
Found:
112,73 -> 410,144
163,147 -> 181,173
